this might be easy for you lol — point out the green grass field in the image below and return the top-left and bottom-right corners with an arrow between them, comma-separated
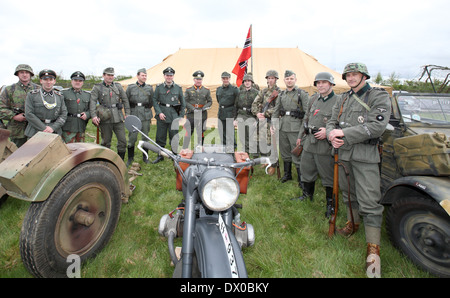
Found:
0,122 -> 434,278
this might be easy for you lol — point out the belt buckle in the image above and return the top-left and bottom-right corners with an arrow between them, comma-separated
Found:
77,113 -> 81,118
285,111 -> 291,116
45,119 -> 51,124
137,103 -> 143,107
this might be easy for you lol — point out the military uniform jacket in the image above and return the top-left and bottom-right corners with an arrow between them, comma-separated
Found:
272,87 -> 309,132
126,82 -> 154,121
299,91 -> 338,155
185,85 -> 212,119
62,87 -> 91,133
24,89 -> 67,137
216,84 -> 238,120
251,85 -> 281,119
0,81 -> 40,138
326,84 -> 391,163
235,87 -> 258,119
89,81 -> 130,123
152,82 -> 185,123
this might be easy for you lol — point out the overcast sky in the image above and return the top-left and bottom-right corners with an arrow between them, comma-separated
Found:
1,0 -> 448,86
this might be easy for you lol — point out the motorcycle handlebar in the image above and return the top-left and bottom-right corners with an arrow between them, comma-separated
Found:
137,141 -> 270,169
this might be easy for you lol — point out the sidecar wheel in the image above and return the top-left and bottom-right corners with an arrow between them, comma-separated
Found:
19,161 -> 122,278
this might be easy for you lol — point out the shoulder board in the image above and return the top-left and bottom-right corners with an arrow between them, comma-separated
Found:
54,90 -> 62,96
61,88 -> 70,91
30,89 -> 40,94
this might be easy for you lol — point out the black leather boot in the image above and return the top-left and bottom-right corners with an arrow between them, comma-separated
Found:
152,155 -> 164,164
291,181 -> 315,201
325,187 -> 334,218
296,166 -> 303,188
126,146 -> 134,167
280,161 -> 292,183
118,150 -> 126,161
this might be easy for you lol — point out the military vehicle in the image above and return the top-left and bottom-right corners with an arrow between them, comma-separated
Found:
380,92 -> 449,277
0,129 -> 131,277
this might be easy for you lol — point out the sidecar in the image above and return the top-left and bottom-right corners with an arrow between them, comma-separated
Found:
0,129 -> 131,277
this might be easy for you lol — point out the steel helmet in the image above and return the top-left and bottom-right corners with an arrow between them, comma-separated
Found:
265,70 -> 279,79
14,64 -> 34,76
314,72 -> 335,86
342,63 -> 370,80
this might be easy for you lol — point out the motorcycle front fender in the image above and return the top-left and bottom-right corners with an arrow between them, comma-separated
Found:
194,217 -> 248,278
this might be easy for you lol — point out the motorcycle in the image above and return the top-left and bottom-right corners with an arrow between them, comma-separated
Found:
125,116 -> 270,278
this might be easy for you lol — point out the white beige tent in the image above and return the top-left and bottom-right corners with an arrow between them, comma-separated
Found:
120,48 -> 387,127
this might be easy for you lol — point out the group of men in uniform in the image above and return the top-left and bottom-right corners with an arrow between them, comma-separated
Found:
0,62 -> 391,277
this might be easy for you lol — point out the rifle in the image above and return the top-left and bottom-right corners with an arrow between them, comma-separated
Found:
328,148 -> 339,237
96,125 -> 100,144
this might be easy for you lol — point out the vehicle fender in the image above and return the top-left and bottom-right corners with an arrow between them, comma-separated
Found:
194,216 -> 248,278
381,176 -> 450,215
0,133 -> 130,202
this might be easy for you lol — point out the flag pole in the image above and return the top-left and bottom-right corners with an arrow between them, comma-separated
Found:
250,24 -> 253,74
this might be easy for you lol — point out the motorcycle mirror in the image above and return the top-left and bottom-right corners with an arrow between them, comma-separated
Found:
125,115 -> 142,132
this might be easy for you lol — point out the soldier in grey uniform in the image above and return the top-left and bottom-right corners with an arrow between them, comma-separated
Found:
24,69 -> 67,138
90,67 -> 130,160
61,71 -> 91,143
292,72 -> 339,218
0,64 -> 40,147
327,63 -> 391,277
126,68 -> 154,166
271,70 -> 309,184
251,70 -> 281,173
216,71 -> 238,151
152,67 -> 185,163
183,70 -> 212,149
234,74 -> 259,155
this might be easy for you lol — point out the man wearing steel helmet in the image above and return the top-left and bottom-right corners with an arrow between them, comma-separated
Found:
292,72 -> 339,219
234,74 -> 258,155
326,63 -> 391,277
0,64 -> 40,147
24,69 -> 67,138
251,70 -> 281,174
61,71 -> 91,143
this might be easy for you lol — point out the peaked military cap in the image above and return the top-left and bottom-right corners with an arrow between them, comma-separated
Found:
39,69 -> 57,79
70,71 -> 85,81
193,70 -> 204,79
103,67 -> 115,75
163,67 -> 175,75
137,68 -> 147,74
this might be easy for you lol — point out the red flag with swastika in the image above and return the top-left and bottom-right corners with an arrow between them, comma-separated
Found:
232,26 -> 252,87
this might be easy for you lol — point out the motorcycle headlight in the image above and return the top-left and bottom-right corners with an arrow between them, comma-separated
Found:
199,171 -> 240,211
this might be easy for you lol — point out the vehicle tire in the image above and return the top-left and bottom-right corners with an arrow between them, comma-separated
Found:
386,195 -> 450,277
20,161 -> 122,278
